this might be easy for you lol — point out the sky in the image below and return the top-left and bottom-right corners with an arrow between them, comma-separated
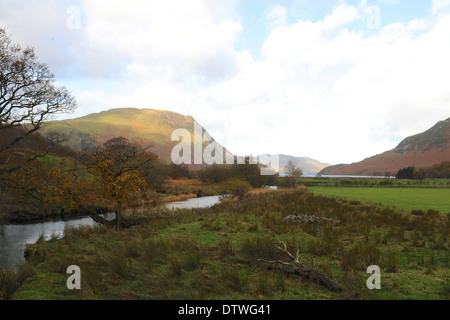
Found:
1,0 -> 450,165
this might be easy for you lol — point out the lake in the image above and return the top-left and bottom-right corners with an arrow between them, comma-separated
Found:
302,174 -> 395,179
0,195 -> 222,269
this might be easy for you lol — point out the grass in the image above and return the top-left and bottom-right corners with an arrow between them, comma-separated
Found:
308,187 -> 450,213
4,188 -> 449,300
300,178 -> 450,188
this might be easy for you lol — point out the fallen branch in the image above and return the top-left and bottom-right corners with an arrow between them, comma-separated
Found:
259,240 -> 340,292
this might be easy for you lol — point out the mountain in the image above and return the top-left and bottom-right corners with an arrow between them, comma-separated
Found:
259,154 -> 332,175
39,108 -> 230,166
319,118 -> 450,176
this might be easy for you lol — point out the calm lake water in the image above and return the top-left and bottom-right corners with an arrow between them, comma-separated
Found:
302,174 -> 394,179
0,196 -> 222,269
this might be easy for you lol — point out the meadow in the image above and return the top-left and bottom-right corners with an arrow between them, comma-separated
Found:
301,178 -> 450,188
2,187 -> 448,300
308,187 -> 450,213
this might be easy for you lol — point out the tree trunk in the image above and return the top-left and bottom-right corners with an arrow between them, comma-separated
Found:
89,213 -> 116,227
259,240 -> 340,292
115,201 -> 123,228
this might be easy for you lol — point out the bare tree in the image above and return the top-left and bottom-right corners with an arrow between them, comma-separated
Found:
285,159 -> 303,188
0,28 -> 76,164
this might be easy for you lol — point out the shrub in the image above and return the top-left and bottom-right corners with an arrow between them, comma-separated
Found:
0,265 -> 35,300
110,253 -> 132,279
218,178 -> 252,200
0,269 -> 18,300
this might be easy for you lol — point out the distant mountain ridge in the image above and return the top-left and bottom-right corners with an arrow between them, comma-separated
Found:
40,108 -> 333,171
319,118 -> 450,176
259,154 -> 332,175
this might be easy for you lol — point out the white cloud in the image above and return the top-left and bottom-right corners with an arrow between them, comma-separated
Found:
266,5 -> 288,28
79,0 -> 242,82
220,3 -> 450,163
1,1 -> 450,164
432,0 -> 450,13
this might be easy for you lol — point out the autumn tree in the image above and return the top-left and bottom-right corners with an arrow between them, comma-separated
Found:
396,166 -> 425,180
0,27 -> 76,173
84,137 -> 157,227
423,161 -> 450,179
3,156 -> 89,218
284,160 -> 303,188
141,158 -> 169,191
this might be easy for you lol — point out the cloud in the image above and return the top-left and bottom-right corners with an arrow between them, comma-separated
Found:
1,1 -> 450,164
213,2 -> 450,163
78,0 -> 242,82
432,0 -> 450,13
266,5 -> 288,29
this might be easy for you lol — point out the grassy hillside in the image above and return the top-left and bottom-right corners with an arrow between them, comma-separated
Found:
320,118 -> 450,176
40,108 -> 219,163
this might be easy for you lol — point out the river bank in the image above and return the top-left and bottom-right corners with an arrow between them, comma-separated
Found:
0,194 -> 224,270
0,179 -> 218,225
3,188 -> 448,300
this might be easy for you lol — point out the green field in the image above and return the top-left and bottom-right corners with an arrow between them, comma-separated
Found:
308,187 -> 450,213
300,178 -> 450,188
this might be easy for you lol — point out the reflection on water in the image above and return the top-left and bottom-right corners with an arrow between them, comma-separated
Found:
0,213 -> 115,269
0,196 -> 222,269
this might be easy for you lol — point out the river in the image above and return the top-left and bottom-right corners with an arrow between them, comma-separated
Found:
0,195 -> 222,269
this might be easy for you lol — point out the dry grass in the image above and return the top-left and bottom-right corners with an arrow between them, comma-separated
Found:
9,188 -> 449,300
165,179 -> 204,186
248,185 -> 306,195
159,194 -> 198,203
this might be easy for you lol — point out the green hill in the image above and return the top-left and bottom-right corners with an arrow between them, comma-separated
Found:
40,108 -> 226,164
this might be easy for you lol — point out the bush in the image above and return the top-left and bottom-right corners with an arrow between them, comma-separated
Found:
218,177 -> 252,200
110,253 -> 132,279
0,265 -> 34,299
396,166 -> 425,180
